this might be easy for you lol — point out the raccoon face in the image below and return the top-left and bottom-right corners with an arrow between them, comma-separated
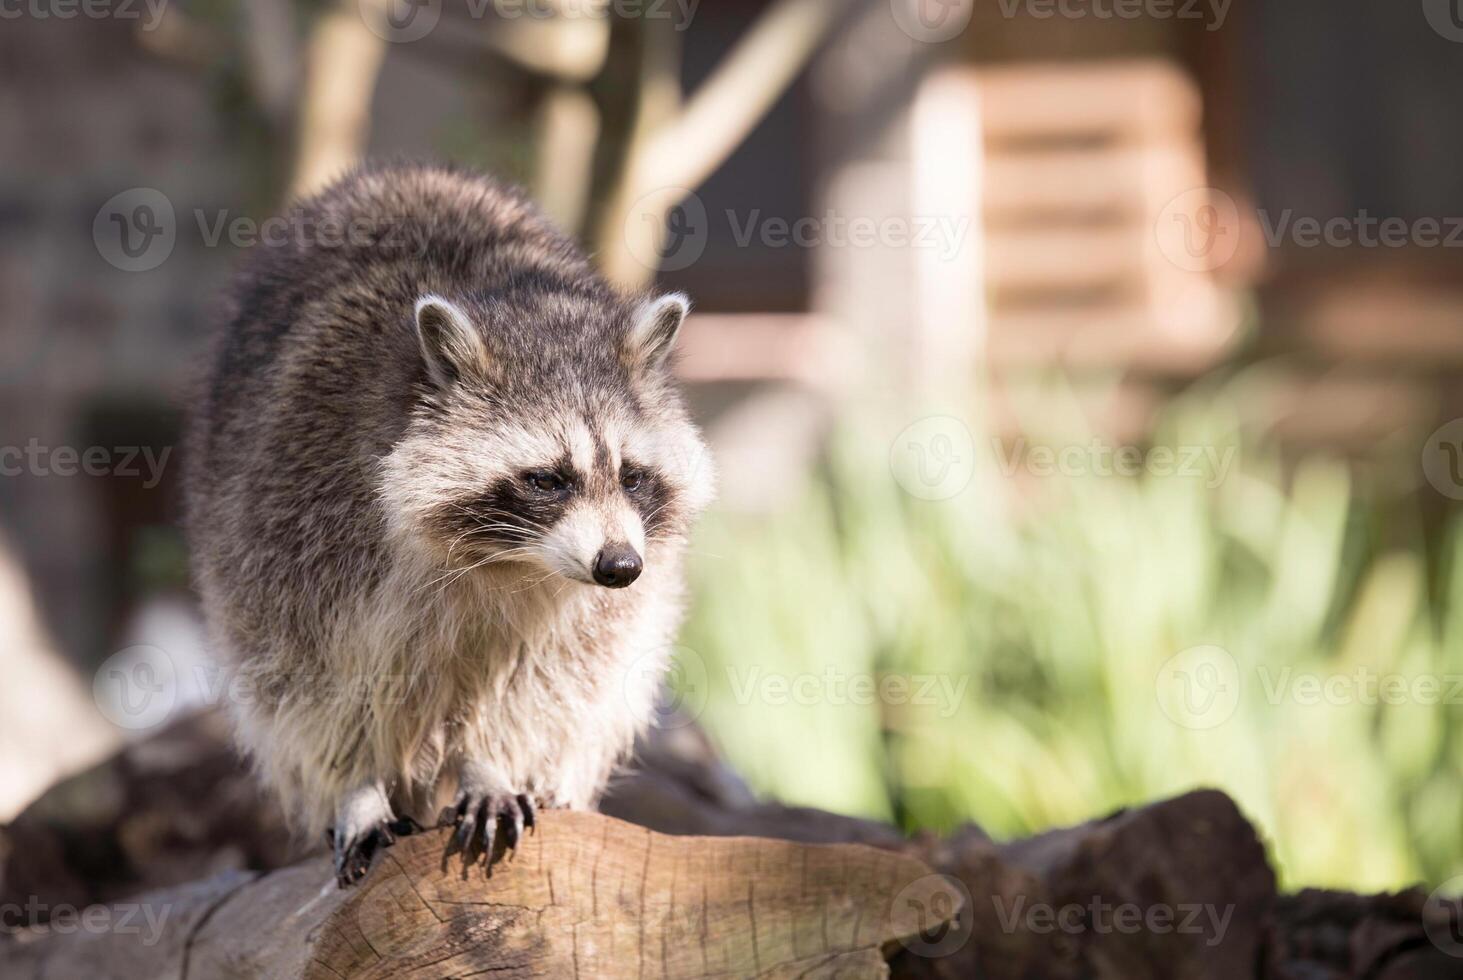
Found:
381,290 -> 713,589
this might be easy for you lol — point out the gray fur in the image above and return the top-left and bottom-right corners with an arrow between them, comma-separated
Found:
184,163 -> 713,843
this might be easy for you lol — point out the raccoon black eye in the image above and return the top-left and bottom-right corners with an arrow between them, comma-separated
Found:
525,471 -> 565,493
620,468 -> 645,491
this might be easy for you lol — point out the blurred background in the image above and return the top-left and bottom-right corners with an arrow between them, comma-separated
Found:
2,0 -> 1461,894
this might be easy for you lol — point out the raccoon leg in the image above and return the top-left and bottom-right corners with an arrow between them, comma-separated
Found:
442,761 -> 535,872
329,781 -> 406,888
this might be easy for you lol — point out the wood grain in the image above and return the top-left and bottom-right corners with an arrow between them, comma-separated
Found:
4,811 -> 959,980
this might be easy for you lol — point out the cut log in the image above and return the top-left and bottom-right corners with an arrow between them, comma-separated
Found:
3,813 -> 959,979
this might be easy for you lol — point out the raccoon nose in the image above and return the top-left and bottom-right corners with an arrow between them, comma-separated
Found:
592,544 -> 642,588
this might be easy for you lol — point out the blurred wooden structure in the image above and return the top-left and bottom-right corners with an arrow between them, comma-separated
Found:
952,1 -> 1461,452
804,41 -> 1245,443
973,60 -> 1239,376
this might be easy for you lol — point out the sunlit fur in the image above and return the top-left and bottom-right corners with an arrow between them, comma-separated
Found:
185,163 -> 713,839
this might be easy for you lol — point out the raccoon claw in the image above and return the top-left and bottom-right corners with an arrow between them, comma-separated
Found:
331,820 -> 399,889
329,786 -> 413,889
444,790 -> 535,872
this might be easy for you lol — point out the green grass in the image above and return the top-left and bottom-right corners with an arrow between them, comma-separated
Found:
677,373 -> 1463,892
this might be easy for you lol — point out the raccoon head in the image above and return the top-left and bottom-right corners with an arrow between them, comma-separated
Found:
382,288 -> 714,590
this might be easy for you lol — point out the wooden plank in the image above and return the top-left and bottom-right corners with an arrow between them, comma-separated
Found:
978,59 -> 1202,145
984,141 -> 1207,223
986,295 -> 1241,373
1274,283 -> 1463,365
985,224 -> 1237,300
985,225 -> 1150,293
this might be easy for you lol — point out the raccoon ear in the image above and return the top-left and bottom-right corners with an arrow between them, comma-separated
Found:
415,295 -> 489,388
625,293 -> 689,371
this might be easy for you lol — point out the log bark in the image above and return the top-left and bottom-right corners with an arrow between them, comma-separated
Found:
0,709 -> 294,916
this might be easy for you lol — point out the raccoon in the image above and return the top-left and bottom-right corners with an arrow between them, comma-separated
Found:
184,163 -> 713,887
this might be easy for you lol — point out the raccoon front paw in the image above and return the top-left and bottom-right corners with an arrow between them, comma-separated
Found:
442,788 -> 536,872
328,784 -> 420,888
